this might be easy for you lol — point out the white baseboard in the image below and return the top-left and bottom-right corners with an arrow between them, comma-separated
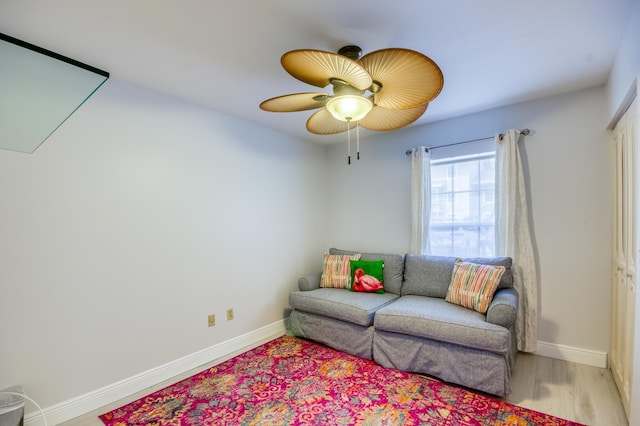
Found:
535,340 -> 608,368
26,320 -> 286,426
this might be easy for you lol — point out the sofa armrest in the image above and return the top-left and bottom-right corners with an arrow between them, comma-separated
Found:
486,288 -> 519,328
298,273 -> 321,291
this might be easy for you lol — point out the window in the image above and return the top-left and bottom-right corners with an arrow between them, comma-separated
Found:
429,153 -> 495,257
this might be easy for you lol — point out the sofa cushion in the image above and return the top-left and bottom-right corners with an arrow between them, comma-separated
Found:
289,288 -> 398,327
320,253 -> 361,289
350,259 -> 385,293
402,254 -> 513,298
330,248 -> 405,295
373,295 -> 511,354
402,255 -> 456,298
445,260 -> 505,313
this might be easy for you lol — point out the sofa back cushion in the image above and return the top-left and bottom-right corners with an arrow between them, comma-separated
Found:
329,248 -> 405,295
402,254 -> 513,298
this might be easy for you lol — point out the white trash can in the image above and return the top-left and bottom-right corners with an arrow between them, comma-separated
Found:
0,386 -> 24,426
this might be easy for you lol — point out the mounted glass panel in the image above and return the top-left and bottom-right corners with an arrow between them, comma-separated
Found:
0,33 -> 109,153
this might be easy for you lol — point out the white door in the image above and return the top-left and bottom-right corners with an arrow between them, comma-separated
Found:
611,98 -> 637,419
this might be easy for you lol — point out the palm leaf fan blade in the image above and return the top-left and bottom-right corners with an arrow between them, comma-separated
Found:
359,48 -> 444,109
306,108 -> 357,135
281,50 -> 372,90
259,92 -> 328,112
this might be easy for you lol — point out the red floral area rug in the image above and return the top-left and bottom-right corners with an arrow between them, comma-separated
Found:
100,335 -> 584,425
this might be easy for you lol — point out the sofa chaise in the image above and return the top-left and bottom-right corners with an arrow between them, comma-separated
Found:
288,248 -> 519,396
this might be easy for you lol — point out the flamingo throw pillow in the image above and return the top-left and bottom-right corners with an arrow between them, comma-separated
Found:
350,259 -> 385,293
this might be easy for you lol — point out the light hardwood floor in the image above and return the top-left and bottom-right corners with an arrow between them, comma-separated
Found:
504,353 -> 628,425
59,352 -> 628,426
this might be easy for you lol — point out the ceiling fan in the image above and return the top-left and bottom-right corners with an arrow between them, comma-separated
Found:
259,45 -> 444,136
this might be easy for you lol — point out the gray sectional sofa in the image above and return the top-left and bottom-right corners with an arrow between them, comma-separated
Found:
288,248 -> 519,396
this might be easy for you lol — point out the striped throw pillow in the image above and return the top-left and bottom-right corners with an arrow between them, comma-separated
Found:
320,253 -> 361,289
445,259 -> 506,313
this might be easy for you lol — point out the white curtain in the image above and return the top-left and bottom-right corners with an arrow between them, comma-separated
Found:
495,129 -> 538,352
410,147 -> 431,255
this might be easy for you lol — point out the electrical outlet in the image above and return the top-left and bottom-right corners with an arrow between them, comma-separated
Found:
208,314 -> 215,327
226,308 -> 234,321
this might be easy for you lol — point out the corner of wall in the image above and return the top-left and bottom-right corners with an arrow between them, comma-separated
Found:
607,78 -> 638,129
606,0 -> 640,124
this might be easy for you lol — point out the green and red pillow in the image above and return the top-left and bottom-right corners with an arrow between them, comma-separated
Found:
350,259 -> 385,293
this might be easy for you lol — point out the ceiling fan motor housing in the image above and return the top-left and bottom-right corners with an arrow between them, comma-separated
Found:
331,79 -> 365,97
337,45 -> 363,61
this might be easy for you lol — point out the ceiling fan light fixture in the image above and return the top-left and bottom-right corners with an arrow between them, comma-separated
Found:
261,45 -> 444,137
326,95 -> 372,122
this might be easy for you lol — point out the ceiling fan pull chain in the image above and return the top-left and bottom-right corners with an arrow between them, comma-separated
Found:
357,123 -> 360,160
347,119 -> 351,165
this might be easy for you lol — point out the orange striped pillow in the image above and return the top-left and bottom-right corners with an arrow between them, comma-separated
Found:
320,253 -> 361,289
445,259 -> 506,313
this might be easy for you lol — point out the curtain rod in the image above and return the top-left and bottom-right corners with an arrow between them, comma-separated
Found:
405,128 -> 531,156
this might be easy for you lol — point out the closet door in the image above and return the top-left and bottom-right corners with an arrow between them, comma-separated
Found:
611,98 -> 637,419
627,100 -> 637,416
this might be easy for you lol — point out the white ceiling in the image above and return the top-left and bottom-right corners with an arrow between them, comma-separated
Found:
1,0 -> 637,144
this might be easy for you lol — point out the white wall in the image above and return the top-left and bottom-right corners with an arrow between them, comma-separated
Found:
607,0 -> 640,123
325,85 -> 613,354
0,79 -> 327,410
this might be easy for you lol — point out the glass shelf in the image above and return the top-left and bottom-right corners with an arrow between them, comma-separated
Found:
0,33 -> 109,153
